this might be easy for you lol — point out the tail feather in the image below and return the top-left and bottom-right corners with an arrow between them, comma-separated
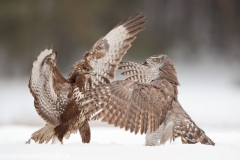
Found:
145,101 -> 215,146
177,126 -> 215,145
171,101 -> 215,146
26,124 -> 55,144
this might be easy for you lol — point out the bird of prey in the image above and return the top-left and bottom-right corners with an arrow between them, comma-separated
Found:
77,54 -> 215,146
26,13 -> 146,144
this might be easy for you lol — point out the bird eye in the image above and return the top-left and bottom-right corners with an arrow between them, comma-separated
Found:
86,68 -> 90,71
152,58 -> 157,62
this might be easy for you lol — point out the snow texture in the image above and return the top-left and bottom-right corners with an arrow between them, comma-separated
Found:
0,125 -> 240,160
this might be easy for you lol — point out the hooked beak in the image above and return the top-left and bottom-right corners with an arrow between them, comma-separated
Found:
143,60 -> 150,67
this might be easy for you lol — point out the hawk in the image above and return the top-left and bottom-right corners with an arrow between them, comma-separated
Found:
77,54 -> 215,146
27,13 -> 146,144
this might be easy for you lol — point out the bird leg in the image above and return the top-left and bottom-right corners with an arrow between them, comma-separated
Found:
79,119 -> 91,143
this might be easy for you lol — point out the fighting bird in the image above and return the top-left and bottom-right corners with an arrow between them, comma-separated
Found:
77,54 -> 215,146
26,13 -> 146,144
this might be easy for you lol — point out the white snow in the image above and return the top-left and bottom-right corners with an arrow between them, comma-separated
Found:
0,125 -> 240,160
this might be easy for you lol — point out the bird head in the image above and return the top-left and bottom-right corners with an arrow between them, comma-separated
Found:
143,54 -> 167,69
143,54 -> 179,85
83,67 -> 97,77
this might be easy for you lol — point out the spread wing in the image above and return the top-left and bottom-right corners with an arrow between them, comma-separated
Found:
118,61 -> 159,83
29,49 -> 71,125
83,13 -> 146,85
77,79 -> 175,134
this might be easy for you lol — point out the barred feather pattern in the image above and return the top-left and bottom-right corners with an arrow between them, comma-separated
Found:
26,124 -> 55,144
119,54 -> 214,146
145,124 -> 163,146
119,61 -> 159,83
77,78 -> 175,135
29,49 -> 70,126
76,55 -> 179,137
28,13 -> 146,144
171,101 -> 215,145
93,13 -> 145,80
81,13 -> 146,85
65,13 -> 147,138
145,101 -> 215,146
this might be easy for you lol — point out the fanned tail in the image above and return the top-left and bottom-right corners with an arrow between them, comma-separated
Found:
26,124 -> 55,144
171,101 -> 215,146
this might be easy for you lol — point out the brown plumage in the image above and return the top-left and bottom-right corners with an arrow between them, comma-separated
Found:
27,13 -> 146,144
77,54 -> 214,146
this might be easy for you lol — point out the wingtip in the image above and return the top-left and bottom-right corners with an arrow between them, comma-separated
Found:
32,48 -> 53,67
132,13 -> 142,18
133,12 -> 146,18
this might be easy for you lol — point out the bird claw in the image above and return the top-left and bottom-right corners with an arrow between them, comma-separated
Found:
25,139 -> 31,144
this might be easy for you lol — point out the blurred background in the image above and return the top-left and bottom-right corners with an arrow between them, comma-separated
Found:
0,0 -> 240,129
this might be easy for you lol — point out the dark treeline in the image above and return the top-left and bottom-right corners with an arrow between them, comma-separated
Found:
0,0 -> 239,77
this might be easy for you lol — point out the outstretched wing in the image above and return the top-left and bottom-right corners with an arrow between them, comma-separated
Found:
29,49 -> 71,125
119,61 -> 159,83
83,13 -> 146,85
77,79 -> 175,134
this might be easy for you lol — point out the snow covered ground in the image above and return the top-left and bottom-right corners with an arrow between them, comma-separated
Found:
0,125 -> 240,160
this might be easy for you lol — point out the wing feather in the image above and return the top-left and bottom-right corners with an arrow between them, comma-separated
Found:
83,13 -> 146,85
29,49 -> 70,125
77,79 -> 175,134
119,61 -> 160,83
